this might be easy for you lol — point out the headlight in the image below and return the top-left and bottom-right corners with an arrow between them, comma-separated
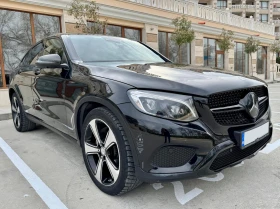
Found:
127,90 -> 198,122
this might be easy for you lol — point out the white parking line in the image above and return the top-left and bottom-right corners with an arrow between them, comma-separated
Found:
272,112 -> 280,114
0,137 -> 68,209
260,139 -> 280,154
171,182 -> 203,205
198,173 -> 224,182
151,182 -> 203,205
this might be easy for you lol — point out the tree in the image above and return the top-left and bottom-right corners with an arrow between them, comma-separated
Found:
270,40 -> 280,81
217,28 -> 234,52
67,0 -> 106,34
245,36 -> 260,76
171,16 -> 195,64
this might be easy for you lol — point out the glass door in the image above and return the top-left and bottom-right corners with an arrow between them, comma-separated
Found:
216,51 -> 224,69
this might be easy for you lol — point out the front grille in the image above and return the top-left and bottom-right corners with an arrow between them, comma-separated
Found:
151,146 -> 196,168
209,86 -> 269,126
213,110 -> 250,126
212,99 -> 269,126
210,134 -> 270,171
208,86 -> 268,109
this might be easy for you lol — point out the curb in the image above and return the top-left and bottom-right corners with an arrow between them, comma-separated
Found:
0,113 -> 12,121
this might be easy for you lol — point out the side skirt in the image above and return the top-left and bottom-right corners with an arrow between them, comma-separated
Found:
26,114 -> 79,145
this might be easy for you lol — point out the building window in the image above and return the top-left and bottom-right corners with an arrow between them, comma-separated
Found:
217,0 -> 227,9
260,14 -> 268,22
158,31 -> 191,64
0,9 -> 61,88
203,38 -> 224,69
106,25 -> 122,37
260,1 -> 269,9
105,24 -> 141,41
86,23 -> 142,41
34,14 -> 61,42
234,42 -> 249,74
257,46 -> 267,74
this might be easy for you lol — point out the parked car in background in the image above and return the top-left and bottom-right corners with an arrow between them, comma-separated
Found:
9,34 -> 272,195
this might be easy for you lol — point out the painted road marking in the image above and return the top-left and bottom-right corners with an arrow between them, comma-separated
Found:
152,183 -> 164,190
273,123 -> 280,131
0,137 -> 68,209
272,112 -> 280,114
171,182 -> 203,205
198,173 -> 224,182
233,161 -> 244,168
260,139 -> 280,154
151,182 -> 203,205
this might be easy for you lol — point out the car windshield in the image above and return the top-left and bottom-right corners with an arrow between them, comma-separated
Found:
69,35 -> 166,63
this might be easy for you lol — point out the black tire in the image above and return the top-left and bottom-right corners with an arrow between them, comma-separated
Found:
81,107 -> 142,195
11,93 -> 36,132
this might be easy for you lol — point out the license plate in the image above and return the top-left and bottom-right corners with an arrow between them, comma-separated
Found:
241,122 -> 269,148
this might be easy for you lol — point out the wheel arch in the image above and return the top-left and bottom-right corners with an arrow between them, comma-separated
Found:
74,95 -> 140,166
9,88 -> 16,101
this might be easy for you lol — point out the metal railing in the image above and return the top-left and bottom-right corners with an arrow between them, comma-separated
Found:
273,8 -> 280,12
124,0 -> 275,35
273,20 -> 280,24
231,4 -> 256,9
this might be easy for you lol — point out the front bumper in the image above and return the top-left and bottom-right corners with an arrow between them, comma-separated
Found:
117,103 -> 272,183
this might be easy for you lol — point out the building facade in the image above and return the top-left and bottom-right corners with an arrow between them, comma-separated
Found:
198,0 -> 280,40
0,0 -> 279,95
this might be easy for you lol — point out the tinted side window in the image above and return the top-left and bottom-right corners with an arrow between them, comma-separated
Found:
21,43 -> 44,67
42,38 -> 68,63
40,38 -> 69,78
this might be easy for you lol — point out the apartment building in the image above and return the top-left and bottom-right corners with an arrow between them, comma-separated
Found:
0,0 -> 278,99
198,0 -> 280,40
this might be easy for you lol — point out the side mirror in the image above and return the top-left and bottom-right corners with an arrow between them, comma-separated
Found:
35,54 -> 69,69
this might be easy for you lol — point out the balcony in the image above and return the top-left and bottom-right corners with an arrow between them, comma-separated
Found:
273,8 -> 280,13
125,0 -> 274,35
231,4 -> 256,12
231,4 -> 256,10
275,32 -> 280,38
273,20 -> 280,26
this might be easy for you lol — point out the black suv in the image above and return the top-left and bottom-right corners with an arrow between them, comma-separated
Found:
9,35 -> 272,195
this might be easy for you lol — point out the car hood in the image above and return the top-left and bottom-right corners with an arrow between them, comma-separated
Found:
81,62 -> 266,97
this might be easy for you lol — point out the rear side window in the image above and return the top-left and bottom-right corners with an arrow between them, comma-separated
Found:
21,43 -> 44,67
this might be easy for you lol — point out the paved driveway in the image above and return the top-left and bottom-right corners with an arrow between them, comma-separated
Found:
0,83 -> 280,209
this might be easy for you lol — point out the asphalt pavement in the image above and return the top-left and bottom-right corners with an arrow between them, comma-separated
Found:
0,83 -> 280,209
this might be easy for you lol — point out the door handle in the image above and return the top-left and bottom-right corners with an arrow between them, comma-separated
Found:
34,68 -> 41,75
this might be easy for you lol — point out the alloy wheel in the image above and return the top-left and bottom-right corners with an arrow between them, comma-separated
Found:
84,119 -> 120,186
11,97 -> 21,129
